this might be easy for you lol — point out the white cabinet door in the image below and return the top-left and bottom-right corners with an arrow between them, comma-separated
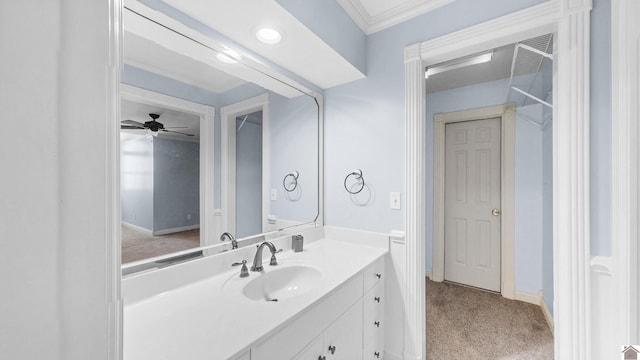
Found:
323,299 -> 363,360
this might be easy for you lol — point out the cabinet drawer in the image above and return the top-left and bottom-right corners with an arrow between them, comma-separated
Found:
363,282 -> 385,360
363,280 -> 385,322
363,256 -> 385,292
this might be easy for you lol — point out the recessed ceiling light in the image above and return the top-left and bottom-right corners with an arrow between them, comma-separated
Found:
216,48 -> 240,64
256,27 -> 282,45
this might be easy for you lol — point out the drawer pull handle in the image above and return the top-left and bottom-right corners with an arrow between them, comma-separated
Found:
374,296 -> 381,303
328,345 -> 336,354
374,321 -> 380,327
375,273 -> 382,279
374,352 -> 380,358
318,356 -> 326,360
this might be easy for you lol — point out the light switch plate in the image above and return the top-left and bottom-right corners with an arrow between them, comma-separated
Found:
271,188 -> 277,201
390,192 -> 401,210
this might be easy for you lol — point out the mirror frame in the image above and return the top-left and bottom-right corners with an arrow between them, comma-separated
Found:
121,0 -> 324,272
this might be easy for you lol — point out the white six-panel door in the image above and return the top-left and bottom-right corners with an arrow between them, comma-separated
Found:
444,117 -> 502,292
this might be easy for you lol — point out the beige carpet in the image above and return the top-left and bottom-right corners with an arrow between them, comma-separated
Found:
121,224 -> 200,264
427,278 -> 553,359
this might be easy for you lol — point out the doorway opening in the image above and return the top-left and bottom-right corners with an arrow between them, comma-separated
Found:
221,93 -> 270,238
425,34 -> 554,358
120,84 -> 215,265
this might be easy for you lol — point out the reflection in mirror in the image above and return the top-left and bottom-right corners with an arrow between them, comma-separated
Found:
121,1 -> 321,273
235,110 -> 263,238
120,97 -> 204,264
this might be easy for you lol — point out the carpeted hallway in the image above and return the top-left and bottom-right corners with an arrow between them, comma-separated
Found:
121,224 -> 200,264
427,278 -> 553,359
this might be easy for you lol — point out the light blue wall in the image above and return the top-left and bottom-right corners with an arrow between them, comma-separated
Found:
121,137 -> 154,230
236,114 -> 263,237
276,0 -> 366,74
590,0 -> 612,256
323,0 -> 611,259
324,0 -> 546,234
514,104 -> 544,294
153,137 -> 200,231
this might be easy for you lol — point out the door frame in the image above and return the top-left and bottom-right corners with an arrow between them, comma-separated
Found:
432,104 -> 515,298
404,1 -> 592,358
220,93 -> 270,237
120,84 -> 216,248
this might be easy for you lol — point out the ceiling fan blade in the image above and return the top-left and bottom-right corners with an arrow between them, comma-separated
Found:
121,125 -> 146,130
161,129 -> 195,137
122,120 -> 146,127
164,126 -> 188,129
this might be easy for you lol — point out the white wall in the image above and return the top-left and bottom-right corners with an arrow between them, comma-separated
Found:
1,1 -> 117,359
121,137 -> 154,230
1,2 -> 61,359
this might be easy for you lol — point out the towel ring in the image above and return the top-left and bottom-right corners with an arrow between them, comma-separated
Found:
283,171 -> 299,192
344,169 -> 365,194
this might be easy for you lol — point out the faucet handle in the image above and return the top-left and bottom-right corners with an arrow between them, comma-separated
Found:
269,249 -> 282,266
232,260 -> 249,278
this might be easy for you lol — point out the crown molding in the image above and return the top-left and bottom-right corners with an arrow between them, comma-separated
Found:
337,0 -> 454,35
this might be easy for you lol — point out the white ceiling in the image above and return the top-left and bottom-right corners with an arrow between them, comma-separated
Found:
124,3 -> 304,98
124,32 -> 246,94
160,0 -> 366,89
336,0 -> 455,34
121,99 -> 200,142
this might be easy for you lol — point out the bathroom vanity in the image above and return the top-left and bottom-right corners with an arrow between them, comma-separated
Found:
123,233 -> 388,360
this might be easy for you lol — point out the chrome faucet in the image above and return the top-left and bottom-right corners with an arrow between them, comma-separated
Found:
251,241 -> 280,272
220,232 -> 238,249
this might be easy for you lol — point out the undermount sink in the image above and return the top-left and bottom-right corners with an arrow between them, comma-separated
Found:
243,265 -> 322,302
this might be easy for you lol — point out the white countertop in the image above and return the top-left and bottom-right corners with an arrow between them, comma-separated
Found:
123,239 -> 387,360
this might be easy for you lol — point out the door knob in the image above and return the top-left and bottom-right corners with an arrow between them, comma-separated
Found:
492,208 -> 501,216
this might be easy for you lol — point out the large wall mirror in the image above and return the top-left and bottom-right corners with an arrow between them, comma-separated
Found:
121,0 -> 321,274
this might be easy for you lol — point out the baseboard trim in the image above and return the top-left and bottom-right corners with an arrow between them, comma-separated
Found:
514,290 -> 540,305
121,221 -> 152,234
540,295 -> 554,335
515,290 -> 554,334
426,271 -> 432,280
153,224 -> 199,236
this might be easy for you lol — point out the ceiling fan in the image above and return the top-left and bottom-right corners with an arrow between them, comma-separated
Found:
121,113 -> 194,137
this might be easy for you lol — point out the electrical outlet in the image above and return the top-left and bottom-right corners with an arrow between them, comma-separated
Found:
187,214 -> 191,220
390,192 -> 401,210
271,188 -> 277,201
